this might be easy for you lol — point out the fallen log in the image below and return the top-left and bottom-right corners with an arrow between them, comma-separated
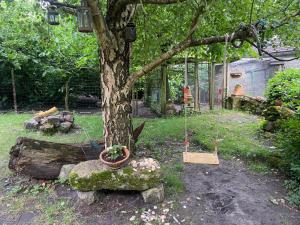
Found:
9,122 -> 146,180
9,137 -> 104,179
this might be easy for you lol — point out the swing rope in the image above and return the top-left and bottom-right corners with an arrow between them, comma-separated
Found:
183,34 -> 228,154
184,55 -> 189,152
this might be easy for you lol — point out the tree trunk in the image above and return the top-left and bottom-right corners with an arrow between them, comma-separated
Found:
11,68 -> 18,113
100,38 -> 134,150
64,77 -> 71,111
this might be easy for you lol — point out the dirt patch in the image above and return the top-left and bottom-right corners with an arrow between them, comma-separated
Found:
176,159 -> 300,225
1,157 -> 299,225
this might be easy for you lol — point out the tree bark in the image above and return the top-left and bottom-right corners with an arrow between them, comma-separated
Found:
9,137 -> 104,179
93,0 -> 138,151
100,35 -> 135,149
8,123 -> 145,179
64,77 -> 71,111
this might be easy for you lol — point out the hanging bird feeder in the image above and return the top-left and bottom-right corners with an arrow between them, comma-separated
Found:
125,22 -> 136,42
77,0 -> 93,33
47,7 -> 59,25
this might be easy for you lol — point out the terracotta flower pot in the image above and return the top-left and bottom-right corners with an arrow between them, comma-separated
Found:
232,84 -> 245,96
100,147 -> 130,169
274,99 -> 283,106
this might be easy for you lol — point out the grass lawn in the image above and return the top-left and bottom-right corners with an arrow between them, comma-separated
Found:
0,110 -> 271,178
0,110 -> 281,224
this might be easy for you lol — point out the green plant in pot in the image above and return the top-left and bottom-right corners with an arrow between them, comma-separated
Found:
100,145 -> 130,169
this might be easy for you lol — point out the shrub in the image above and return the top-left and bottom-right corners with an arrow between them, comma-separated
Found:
277,114 -> 300,179
276,112 -> 300,206
265,69 -> 300,110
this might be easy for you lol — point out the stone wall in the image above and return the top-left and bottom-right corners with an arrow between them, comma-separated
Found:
227,95 -> 268,115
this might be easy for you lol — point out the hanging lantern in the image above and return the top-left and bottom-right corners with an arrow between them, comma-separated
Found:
47,7 -> 59,25
77,0 -> 93,33
125,22 -> 136,42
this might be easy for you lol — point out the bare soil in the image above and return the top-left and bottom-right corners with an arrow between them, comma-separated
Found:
177,159 -> 300,225
1,156 -> 299,225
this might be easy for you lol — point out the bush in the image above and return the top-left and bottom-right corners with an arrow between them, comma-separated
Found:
276,113 -> 300,206
265,69 -> 300,110
277,114 -> 300,178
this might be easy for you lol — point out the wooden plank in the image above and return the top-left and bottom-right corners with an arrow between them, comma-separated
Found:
183,152 -> 219,165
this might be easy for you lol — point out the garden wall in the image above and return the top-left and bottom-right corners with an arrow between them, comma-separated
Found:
226,95 -> 268,115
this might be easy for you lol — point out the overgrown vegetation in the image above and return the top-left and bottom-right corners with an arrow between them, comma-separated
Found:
0,1 -> 99,109
264,69 -> 300,206
0,109 -> 299,220
265,69 -> 300,110
276,114 -> 300,206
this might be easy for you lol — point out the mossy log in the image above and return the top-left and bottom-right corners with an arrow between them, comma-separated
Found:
9,137 -> 104,179
9,122 -> 145,180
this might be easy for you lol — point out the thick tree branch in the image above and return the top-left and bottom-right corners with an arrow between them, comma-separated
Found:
246,40 -> 299,61
123,39 -> 192,92
87,0 -> 111,47
123,29 -> 250,92
270,9 -> 300,29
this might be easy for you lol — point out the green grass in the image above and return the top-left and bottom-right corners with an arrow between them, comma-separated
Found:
163,162 -> 185,196
0,110 -> 276,222
0,113 -> 104,178
0,110 -> 271,178
248,162 -> 269,174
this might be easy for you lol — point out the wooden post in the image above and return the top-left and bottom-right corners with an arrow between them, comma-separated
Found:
208,62 -> 215,110
64,77 -> 71,111
160,64 -> 167,114
194,59 -> 200,111
11,68 -> 18,113
222,62 -> 229,108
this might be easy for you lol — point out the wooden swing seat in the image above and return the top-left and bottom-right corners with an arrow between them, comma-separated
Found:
183,152 -> 219,165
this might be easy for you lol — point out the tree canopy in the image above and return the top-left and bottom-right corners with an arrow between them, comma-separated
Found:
0,0 -> 299,108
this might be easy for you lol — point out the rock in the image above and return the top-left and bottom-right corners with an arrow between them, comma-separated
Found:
64,114 -> 74,123
60,111 -> 74,122
47,115 -> 61,127
59,164 -> 76,181
40,117 -> 48,125
165,100 -> 177,116
77,191 -> 101,205
69,158 -> 162,192
263,106 -> 281,121
24,119 -> 39,130
279,106 -> 294,119
142,184 -> 164,204
59,121 -> 73,133
263,121 -> 275,132
39,123 -> 55,134
34,117 -> 42,123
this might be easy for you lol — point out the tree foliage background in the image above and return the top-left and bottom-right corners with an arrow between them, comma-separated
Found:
0,0 -> 299,109
0,0 -> 98,109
